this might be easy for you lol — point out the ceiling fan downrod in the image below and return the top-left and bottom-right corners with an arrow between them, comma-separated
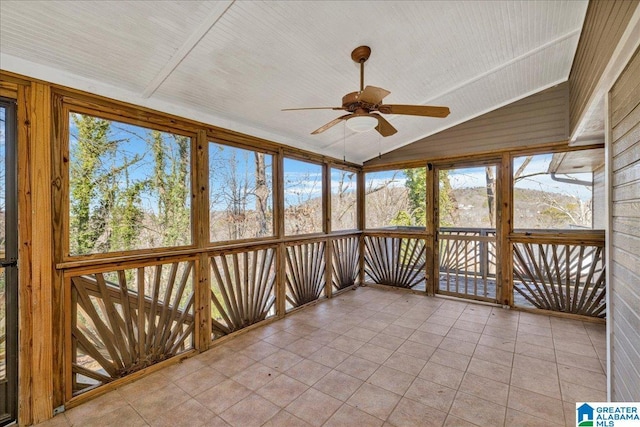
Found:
351,45 -> 371,93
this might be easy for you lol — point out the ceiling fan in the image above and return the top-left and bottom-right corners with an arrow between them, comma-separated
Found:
283,45 -> 450,137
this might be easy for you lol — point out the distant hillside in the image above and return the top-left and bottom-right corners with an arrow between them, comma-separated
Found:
449,187 -> 592,229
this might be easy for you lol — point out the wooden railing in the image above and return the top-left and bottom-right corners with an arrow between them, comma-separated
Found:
438,228 -> 497,301
332,235 -> 360,291
364,234 -> 426,290
285,240 -> 326,310
69,259 -> 195,395
63,232 -> 362,397
210,246 -> 277,338
63,227 -> 606,400
512,233 -> 606,317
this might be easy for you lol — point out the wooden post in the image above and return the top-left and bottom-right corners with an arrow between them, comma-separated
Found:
51,93 -> 67,410
357,170 -> 365,285
16,81 -> 34,426
194,130 -> 211,350
425,163 -> 436,296
30,82 -> 55,423
275,149 -> 286,316
498,153 -> 513,306
323,163 -> 332,298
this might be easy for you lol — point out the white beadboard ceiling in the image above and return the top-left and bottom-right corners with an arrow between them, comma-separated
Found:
0,1 -> 588,164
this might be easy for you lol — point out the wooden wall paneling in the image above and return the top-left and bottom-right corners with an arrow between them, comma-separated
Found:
498,153 -> 512,306
569,0 -> 640,134
29,82 -> 55,423
609,46 -> 640,401
16,82 -> 33,426
195,130 -> 211,350
365,83 -> 570,167
593,165 -> 607,229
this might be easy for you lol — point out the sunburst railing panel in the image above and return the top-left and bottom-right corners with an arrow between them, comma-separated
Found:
285,241 -> 326,310
332,235 -> 360,291
513,241 -> 606,317
364,235 -> 426,290
70,260 -> 195,395
209,247 -> 277,338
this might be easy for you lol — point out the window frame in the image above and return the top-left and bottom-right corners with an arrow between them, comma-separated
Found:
364,166 -> 427,232
282,156 -> 325,237
62,104 -> 197,261
329,164 -> 359,233
207,139 -> 277,245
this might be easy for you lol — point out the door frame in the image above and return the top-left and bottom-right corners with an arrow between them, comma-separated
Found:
432,160 -> 504,304
1,96 -> 18,426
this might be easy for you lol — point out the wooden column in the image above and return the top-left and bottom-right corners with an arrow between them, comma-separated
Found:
425,163 -> 436,296
194,130 -> 211,350
275,149 -> 286,316
357,170 -> 365,284
323,162 -> 332,298
29,82 -> 55,423
497,153 -> 513,306
13,80 -> 33,426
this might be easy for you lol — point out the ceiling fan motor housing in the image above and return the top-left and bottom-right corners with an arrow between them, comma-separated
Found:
342,91 -> 380,112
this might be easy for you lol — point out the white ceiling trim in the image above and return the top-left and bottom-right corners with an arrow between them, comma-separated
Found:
141,0 -> 235,98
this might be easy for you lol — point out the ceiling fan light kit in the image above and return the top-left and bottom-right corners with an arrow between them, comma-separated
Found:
346,115 -> 378,132
283,45 -> 450,137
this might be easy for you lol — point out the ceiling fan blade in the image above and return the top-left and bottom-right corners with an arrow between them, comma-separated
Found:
358,86 -> 391,105
370,113 -> 398,137
311,114 -> 352,134
377,104 -> 450,118
282,107 -> 345,111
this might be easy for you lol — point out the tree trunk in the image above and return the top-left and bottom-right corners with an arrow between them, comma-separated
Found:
485,166 -> 495,228
254,152 -> 269,236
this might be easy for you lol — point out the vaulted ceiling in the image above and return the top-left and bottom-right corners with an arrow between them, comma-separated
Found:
0,1 -> 588,163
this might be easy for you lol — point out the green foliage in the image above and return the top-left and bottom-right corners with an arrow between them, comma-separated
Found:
70,114 -> 113,254
439,171 -> 456,226
398,167 -> 457,227
69,115 -> 191,255
391,210 -> 413,226
149,131 -> 190,247
403,168 -> 426,226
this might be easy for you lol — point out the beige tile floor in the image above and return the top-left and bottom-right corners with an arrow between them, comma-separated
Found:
38,286 -> 607,427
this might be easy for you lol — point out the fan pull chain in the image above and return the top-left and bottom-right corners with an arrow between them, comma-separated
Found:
343,121 -> 346,162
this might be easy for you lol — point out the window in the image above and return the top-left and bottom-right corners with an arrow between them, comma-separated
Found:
439,166 -> 496,228
209,143 -> 274,241
330,167 -> 357,231
68,112 -> 191,255
284,158 -> 323,235
365,167 -> 426,229
513,149 -> 602,230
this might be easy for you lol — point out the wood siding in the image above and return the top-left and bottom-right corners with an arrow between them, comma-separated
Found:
569,0 -> 639,135
609,46 -> 640,401
593,166 -> 606,229
365,83 -> 569,167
